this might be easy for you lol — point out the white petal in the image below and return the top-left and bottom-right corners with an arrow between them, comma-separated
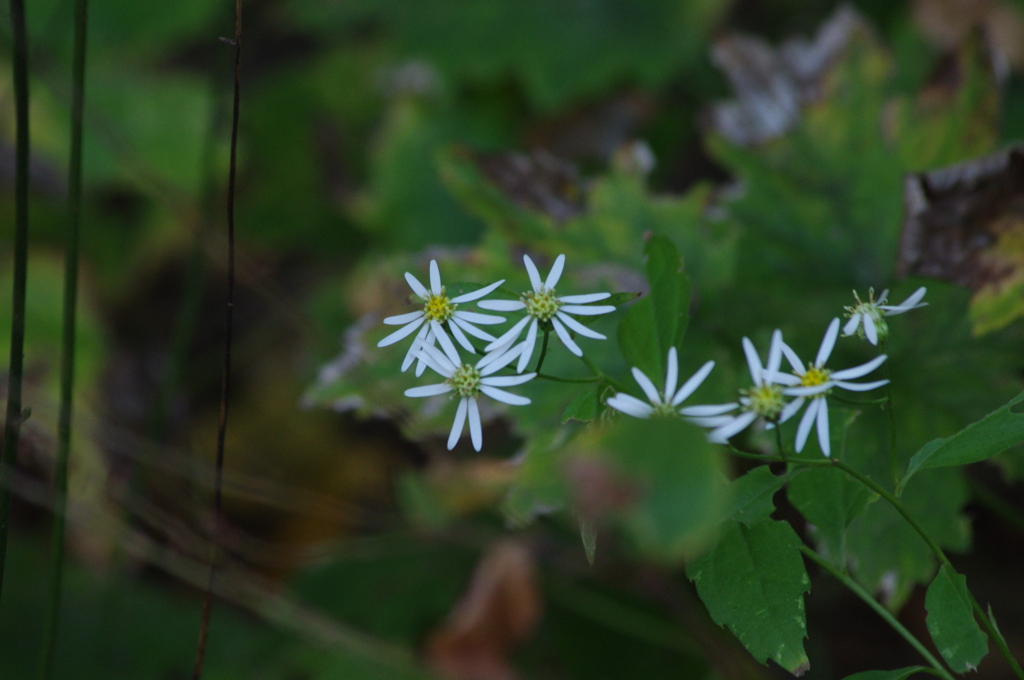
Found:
778,396 -> 805,424
447,318 -> 476,353
545,254 -> 566,289
418,343 -> 456,377
415,357 -> 428,377
451,316 -> 497,342
383,310 -> 425,326
468,398 -> 483,451
763,371 -> 802,386
742,337 -> 763,385
678,402 -> 737,417
516,320 -> 539,373
882,286 -> 927,314
552,317 -> 583,357
485,316 -> 531,351
831,354 -> 887,380
401,324 -> 431,372
784,384 -> 834,397
482,373 -> 536,387
480,385 -> 531,406
795,399 -> 819,453
631,367 -> 662,404
815,318 -> 840,367
843,313 -> 861,336
766,330 -> 784,374
559,304 -> 616,316
664,348 -> 679,401
478,299 -> 527,312
780,342 -> 805,375
478,343 -> 522,374
451,279 -> 505,303
429,260 -> 442,295
447,398 -> 468,450
431,321 -> 462,366
559,292 -> 611,304
454,310 -> 505,325
671,360 -> 715,406
864,316 -> 878,345
405,271 -> 429,299
817,397 -> 831,457
556,311 -> 606,339
876,289 -> 890,305
377,319 -> 424,347
709,411 -> 758,443
523,254 -> 543,291
607,394 -> 654,418
833,379 -> 889,392
686,415 -> 735,428
405,383 -> 453,398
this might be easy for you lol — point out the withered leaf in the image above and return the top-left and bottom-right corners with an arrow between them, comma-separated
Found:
897,144 -> 1024,334
425,540 -> 541,680
475,148 -> 586,223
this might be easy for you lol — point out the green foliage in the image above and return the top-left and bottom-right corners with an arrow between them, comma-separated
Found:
686,518 -> 811,674
925,565 -> 989,673
722,465 -> 791,526
616,236 -> 690,382
840,668 -> 931,680
788,466 -> 873,566
900,391 -> 1024,491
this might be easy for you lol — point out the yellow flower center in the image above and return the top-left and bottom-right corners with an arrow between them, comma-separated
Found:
651,402 -> 677,418
801,366 -> 831,387
423,289 -> 456,323
742,384 -> 785,419
446,364 -> 481,398
522,288 -> 562,321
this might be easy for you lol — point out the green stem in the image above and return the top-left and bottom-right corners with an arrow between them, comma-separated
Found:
830,460 -> 1024,680
38,1 -> 89,676
579,354 -> 629,393
830,394 -> 888,406
537,373 -> 599,384
884,362 -> 899,490
0,0 -> 31,599
533,330 -> 550,373
799,545 -> 954,680
772,419 -> 788,461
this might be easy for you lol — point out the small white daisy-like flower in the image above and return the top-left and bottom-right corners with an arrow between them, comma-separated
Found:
767,318 -> 889,457
843,286 -> 927,345
701,330 -> 797,444
404,340 -> 536,452
377,260 -> 507,374
607,347 -> 718,420
478,254 -> 616,373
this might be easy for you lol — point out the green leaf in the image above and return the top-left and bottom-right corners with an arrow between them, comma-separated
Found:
839,667 -> 931,680
686,518 -> 811,675
925,564 -> 988,673
598,418 -> 728,562
723,465 -> 791,526
788,466 -> 873,565
900,390 -> 1024,492
617,236 -> 690,381
562,388 -> 599,424
580,517 -> 598,566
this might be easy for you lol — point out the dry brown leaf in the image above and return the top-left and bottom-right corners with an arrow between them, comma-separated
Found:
425,539 -> 542,680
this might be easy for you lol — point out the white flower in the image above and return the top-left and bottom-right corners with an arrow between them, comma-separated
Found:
404,340 -> 536,452
377,260 -> 507,374
843,286 -> 927,345
478,254 -> 616,373
607,347 -> 718,420
766,318 -> 889,457
702,330 -> 796,444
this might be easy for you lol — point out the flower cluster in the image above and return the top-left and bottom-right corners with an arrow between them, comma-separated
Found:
607,288 -> 927,457
380,255 -> 616,450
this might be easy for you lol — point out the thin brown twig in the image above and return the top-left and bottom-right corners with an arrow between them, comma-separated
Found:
192,2 -> 242,677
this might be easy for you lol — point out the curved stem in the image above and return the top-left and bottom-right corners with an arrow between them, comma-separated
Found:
830,460 -> 1024,680
579,354 -> 629,393
0,0 -> 31,599
537,374 -> 600,384
38,1 -> 89,677
533,330 -> 550,373
799,545 -> 954,680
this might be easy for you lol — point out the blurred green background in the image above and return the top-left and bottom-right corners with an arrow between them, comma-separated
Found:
2,0 -> 1024,678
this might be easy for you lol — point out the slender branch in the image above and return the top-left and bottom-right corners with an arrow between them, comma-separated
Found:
192,3 -> 242,678
0,0 -> 31,599
578,354 -> 629,393
38,1 -> 89,676
536,373 -> 599,384
799,545 -> 954,680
